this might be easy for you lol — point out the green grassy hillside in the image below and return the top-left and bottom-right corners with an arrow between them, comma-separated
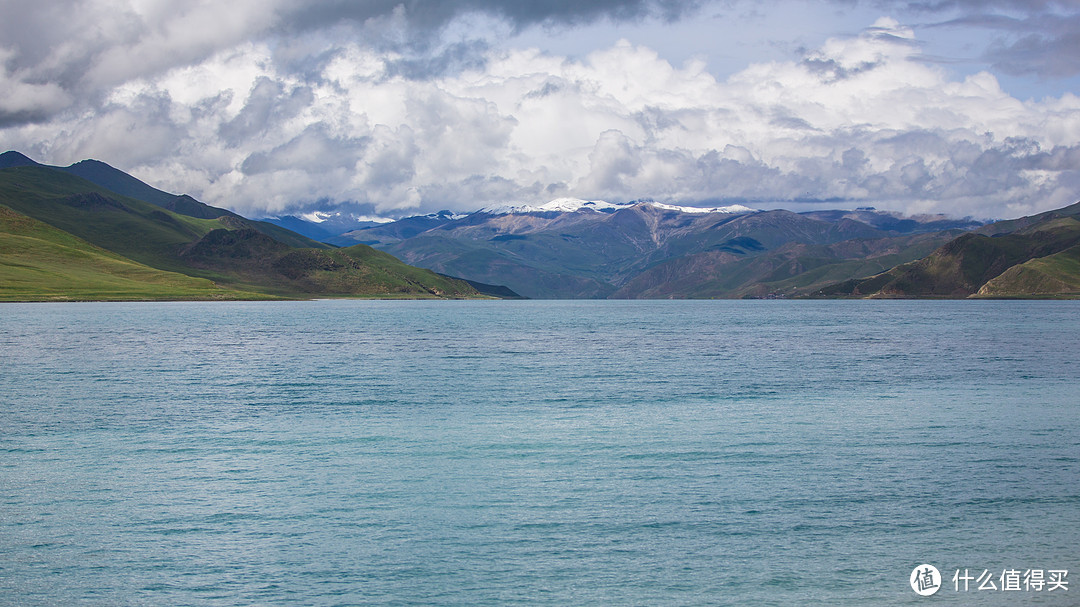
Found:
977,244 -> 1080,297
0,205 -> 269,301
817,210 -> 1080,298
55,157 -> 329,249
0,165 -> 485,300
0,165 -> 224,274
175,227 -> 482,297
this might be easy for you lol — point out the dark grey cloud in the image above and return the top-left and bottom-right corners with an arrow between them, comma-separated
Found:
634,106 -> 693,137
888,0 -> 1080,79
801,57 -> 885,82
279,0 -> 707,81
983,17 -> 1080,77
382,39 -> 492,80
899,0 -> 1078,10
420,173 -> 539,209
220,78 -> 315,144
920,6 -> 1080,76
0,106 -> 61,129
0,0 -> 705,128
1026,143 -> 1080,171
770,113 -> 818,131
240,124 -> 370,175
360,129 -> 420,189
525,80 -> 567,99
282,0 -> 703,36
0,1 -> 102,85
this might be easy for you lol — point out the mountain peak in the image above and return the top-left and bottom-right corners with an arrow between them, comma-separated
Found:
0,151 -> 40,169
68,158 -> 118,170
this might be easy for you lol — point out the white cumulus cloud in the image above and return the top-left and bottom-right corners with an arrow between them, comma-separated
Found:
2,11 -> 1079,220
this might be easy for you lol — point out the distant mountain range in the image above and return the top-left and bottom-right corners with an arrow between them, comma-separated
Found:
3,150 -> 1078,300
0,151 -> 495,301
327,197 -> 987,298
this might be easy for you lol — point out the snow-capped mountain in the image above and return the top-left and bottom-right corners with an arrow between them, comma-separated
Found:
261,210 -> 397,241
327,197 -> 982,299
479,197 -> 756,216
299,210 -> 395,225
644,201 -> 757,214
479,198 -> 625,214
269,198 -> 757,242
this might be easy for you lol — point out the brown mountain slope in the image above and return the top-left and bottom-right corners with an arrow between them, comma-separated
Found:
613,231 -> 956,299
817,206 -> 1080,298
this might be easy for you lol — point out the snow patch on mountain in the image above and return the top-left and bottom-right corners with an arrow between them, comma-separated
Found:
424,210 -> 471,220
647,202 -> 757,214
479,198 -> 756,216
480,198 -> 623,215
300,210 -> 394,224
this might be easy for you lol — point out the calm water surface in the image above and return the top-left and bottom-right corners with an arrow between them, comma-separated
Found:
1,300 -> 1078,605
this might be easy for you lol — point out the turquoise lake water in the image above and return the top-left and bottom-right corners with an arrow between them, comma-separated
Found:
1,300 -> 1078,605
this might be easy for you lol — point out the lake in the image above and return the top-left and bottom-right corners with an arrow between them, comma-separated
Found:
1,300 -> 1077,605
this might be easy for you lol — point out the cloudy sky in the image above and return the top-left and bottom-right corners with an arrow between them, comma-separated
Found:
2,0 -> 1080,220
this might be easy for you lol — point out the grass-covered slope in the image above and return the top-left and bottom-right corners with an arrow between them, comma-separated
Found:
60,158 -> 190,209
1,151 -> 328,249
0,165 -> 484,300
0,205 -> 269,301
817,204 -> 1080,298
177,227 -> 482,297
58,159 -> 330,249
0,165 -> 223,273
977,244 -> 1080,297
